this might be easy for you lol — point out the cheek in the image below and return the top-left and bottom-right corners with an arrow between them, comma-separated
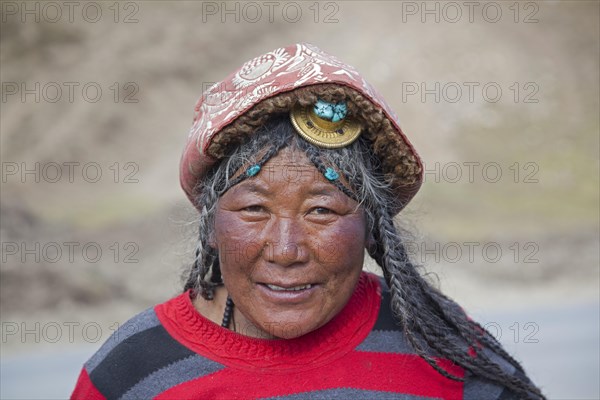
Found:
312,218 -> 367,269
214,212 -> 264,272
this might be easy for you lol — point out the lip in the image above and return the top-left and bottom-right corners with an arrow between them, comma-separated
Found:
256,282 -> 319,304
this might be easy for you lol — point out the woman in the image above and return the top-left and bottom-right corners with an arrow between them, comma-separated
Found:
72,43 -> 544,399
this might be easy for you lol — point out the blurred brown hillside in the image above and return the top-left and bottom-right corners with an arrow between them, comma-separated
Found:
0,1 -> 598,330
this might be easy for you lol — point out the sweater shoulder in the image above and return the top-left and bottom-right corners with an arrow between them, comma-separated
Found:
78,296 -> 224,399
360,276 -> 529,400
355,276 -> 417,355
84,306 -> 161,372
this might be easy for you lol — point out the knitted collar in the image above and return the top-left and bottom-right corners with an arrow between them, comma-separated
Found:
155,272 -> 381,373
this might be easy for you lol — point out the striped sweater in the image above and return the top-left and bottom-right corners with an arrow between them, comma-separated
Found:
71,272 -> 518,399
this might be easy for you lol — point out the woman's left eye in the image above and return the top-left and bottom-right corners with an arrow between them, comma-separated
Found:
242,205 -> 264,213
311,207 -> 333,215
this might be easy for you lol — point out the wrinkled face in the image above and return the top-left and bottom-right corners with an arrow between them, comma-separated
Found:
213,147 -> 367,339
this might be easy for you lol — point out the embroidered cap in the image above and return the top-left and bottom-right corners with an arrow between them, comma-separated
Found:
180,43 -> 423,214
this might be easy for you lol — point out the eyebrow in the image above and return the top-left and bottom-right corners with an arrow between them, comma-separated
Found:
235,181 -> 270,196
235,181 -> 342,199
306,185 -> 340,198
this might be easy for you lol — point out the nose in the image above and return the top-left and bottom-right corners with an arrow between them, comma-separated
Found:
262,216 -> 309,267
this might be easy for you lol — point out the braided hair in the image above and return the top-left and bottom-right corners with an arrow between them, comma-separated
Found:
183,116 -> 545,399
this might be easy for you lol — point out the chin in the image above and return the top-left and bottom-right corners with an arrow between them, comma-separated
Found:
261,310 -> 331,340
268,322 -> 315,340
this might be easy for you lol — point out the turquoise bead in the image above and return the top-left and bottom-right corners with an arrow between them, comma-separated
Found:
314,100 -> 334,120
332,103 -> 347,122
246,165 -> 261,177
324,168 -> 339,181
314,100 -> 347,123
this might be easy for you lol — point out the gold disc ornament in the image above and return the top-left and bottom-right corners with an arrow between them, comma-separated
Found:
290,102 -> 362,149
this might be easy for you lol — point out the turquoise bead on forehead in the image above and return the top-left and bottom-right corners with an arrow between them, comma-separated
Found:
324,168 -> 340,181
246,165 -> 261,177
314,100 -> 348,123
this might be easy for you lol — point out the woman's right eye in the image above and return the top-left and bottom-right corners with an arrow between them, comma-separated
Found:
242,205 -> 264,213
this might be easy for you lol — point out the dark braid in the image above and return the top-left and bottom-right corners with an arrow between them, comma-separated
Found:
369,203 -> 545,399
183,200 -> 220,300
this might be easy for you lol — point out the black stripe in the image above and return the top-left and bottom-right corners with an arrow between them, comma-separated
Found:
373,278 -> 402,332
90,325 -> 195,399
497,364 -> 534,399
497,387 -> 519,400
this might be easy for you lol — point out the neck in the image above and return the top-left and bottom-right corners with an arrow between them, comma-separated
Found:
193,286 -> 277,339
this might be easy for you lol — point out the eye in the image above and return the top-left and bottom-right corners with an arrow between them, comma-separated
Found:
310,207 -> 333,215
306,206 -> 338,224
238,205 -> 269,221
242,205 -> 265,213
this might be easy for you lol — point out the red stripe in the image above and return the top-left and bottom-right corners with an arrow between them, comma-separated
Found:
156,351 -> 464,400
70,368 -> 106,400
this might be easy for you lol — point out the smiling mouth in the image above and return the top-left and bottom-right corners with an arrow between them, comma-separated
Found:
264,284 -> 313,292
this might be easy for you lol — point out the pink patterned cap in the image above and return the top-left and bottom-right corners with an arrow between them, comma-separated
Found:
180,43 -> 423,213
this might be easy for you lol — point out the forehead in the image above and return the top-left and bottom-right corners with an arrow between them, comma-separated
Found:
259,147 -> 326,185
218,147 -> 364,215
225,147 -> 350,198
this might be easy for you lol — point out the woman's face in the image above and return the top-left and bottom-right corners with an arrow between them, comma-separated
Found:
213,147 -> 367,339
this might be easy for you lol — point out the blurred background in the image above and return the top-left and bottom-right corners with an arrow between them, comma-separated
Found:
1,1 -> 598,399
